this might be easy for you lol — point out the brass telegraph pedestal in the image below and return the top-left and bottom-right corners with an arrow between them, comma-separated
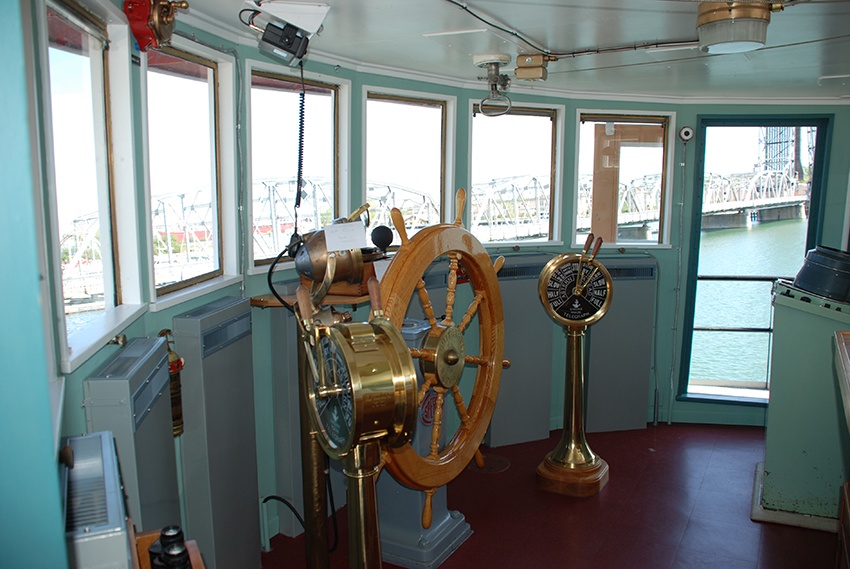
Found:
536,327 -> 609,497
536,235 -> 614,498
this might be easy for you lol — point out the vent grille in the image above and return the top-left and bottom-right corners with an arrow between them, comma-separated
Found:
497,264 -> 546,281
65,435 -> 108,531
202,312 -> 251,359
609,265 -> 656,280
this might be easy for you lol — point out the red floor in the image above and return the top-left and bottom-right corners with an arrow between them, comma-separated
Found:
262,424 -> 837,569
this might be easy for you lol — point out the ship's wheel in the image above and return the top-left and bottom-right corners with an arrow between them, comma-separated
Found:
381,188 -> 509,527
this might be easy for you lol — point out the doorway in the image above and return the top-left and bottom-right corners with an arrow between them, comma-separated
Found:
681,118 -> 830,401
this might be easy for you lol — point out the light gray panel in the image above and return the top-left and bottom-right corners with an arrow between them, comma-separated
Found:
486,254 -> 553,448
83,337 -> 180,532
173,296 -> 261,569
585,259 -> 657,433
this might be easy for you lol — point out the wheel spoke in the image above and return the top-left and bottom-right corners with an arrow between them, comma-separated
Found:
458,291 -> 484,333
464,354 -> 490,367
428,388 -> 446,460
442,254 -> 460,326
414,279 -> 439,330
409,347 -> 435,362
418,373 -> 437,406
449,386 -> 486,468
449,385 -> 477,440
422,488 -> 437,529
459,257 -> 503,332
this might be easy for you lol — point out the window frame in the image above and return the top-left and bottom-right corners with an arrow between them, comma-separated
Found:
146,46 -> 223,296
246,60 -> 349,275
470,101 -> 563,244
363,86 -> 455,227
248,67 -> 341,266
35,0 -> 145,376
574,109 -> 676,248
365,91 -> 449,232
143,35 -> 240,311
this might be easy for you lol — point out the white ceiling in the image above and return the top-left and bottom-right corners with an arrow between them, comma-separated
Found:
185,0 -> 850,100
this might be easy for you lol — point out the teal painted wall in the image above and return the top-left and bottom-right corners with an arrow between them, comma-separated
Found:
0,1 -> 69,567
6,5 -> 850,562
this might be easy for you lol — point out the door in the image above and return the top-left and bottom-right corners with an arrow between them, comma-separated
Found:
681,118 -> 830,401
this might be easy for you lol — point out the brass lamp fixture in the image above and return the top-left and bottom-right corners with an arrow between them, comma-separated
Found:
697,2 -> 783,54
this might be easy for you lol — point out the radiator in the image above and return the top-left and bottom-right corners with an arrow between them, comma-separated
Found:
172,296 -> 261,569
83,337 -> 180,531
62,431 -> 133,569
486,253 -> 553,447
585,258 -> 658,432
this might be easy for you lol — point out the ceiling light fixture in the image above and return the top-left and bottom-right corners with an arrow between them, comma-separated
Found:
696,2 -> 781,54
474,54 -> 512,117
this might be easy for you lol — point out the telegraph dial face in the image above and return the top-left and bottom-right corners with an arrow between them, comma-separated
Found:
302,319 -> 418,460
538,254 -> 613,328
308,328 -> 356,457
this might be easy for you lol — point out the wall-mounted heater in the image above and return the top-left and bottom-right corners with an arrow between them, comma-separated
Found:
486,253 -> 554,447
172,296 -> 261,569
83,337 -> 180,532
61,431 -> 134,569
585,258 -> 658,432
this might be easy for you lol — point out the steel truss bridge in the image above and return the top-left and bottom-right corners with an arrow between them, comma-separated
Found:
577,160 -> 809,233
61,155 -> 811,307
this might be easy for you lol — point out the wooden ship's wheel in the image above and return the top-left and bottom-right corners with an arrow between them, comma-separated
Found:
381,188 -> 509,527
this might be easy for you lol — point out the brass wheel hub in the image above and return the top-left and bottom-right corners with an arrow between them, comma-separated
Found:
421,325 -> 466,389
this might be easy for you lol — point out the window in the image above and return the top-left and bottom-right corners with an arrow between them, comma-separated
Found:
250,70 -> 338,264
46,3 -> 116,339
471,105 -> 556,243
576,113 -> 671,246
146,48 -> 222,294
366,93 -> 446,243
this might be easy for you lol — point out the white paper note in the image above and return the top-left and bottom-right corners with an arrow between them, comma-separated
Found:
324,220 -> 368,252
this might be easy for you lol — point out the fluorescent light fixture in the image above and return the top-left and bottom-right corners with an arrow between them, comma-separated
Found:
818,74 -> 850,86
697,2 -> 772,54
422,28 -> 488,38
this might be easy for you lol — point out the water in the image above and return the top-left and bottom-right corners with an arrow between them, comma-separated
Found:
689,218 -> 809,385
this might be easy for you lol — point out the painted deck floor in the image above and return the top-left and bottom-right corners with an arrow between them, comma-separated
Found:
262,424 -> 838,569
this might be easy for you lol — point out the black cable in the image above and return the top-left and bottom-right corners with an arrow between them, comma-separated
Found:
238,8 -> 264,33
441,0 -> 701,58
266,246 -> 295,313
441,0 -> 550,55
295,61 -> 306,215
260,464 -> 338,555
266,63 -> 309,310
263,495 -> 305,529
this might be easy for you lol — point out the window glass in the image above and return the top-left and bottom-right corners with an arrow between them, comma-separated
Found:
250,71 -> 336,263
47,5 -> 114,337
147,48 -> 222,293
470,107 -> 555,243
576,114 -> 670,245
366,95 -> 445,243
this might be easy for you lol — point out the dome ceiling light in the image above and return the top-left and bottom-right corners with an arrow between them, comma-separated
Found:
696,2 -> 783,54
